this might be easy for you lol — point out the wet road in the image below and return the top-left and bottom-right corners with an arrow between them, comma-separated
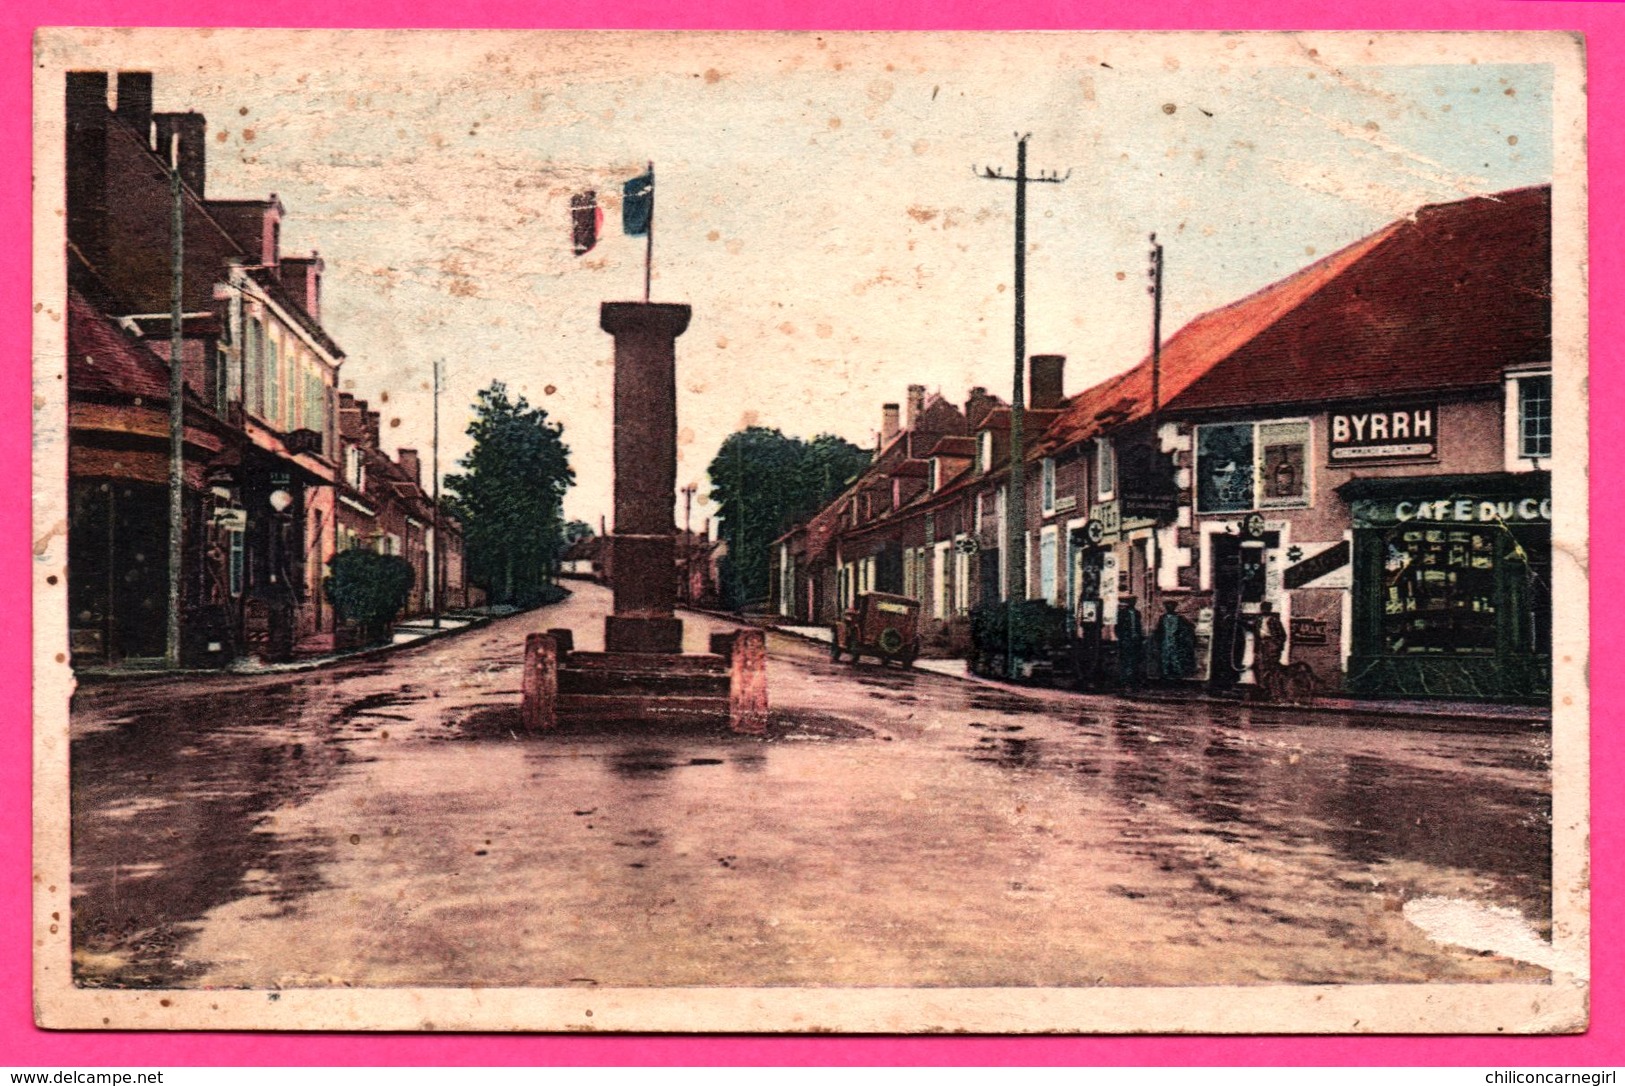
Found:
68,582 -> 1551,989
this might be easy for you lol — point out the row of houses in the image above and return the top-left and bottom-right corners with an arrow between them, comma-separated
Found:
773,186 -> 1553,701
561,527 -> 726,609
65,70 -> 476,668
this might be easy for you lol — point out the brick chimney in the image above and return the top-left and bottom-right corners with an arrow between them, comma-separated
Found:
365,409 -> 381,448
964,386 -> 997,428
881,403 -> 900,446
153,111 -> 206,196
281,254 -> 324,321
906,384 -> 926,432
66,72 -> 110,268
397,449 -> 421,485
114,72 -> 152,145
1029,355 -> 1065,410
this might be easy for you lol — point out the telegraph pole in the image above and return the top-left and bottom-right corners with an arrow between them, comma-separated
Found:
681,482 -> 697,604
1147,233 -> 1165,605
166,136 -> 185,668
432,358 -> 443,629
976,135 -> 1067,675
1148,233 -> 1164,415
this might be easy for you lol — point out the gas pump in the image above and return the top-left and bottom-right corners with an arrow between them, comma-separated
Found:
1072,521 -> 1105,690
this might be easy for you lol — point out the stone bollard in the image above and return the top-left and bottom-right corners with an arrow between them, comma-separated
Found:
728,628 -> 768,735
521,633 -> 559,732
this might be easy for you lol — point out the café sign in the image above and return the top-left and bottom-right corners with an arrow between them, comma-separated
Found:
1329,403 -> 1437,462
1352,495 -> 1551,528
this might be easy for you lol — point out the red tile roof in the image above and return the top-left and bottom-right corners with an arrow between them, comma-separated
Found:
1037,185 -> 1549,451
68,288 -> 180,402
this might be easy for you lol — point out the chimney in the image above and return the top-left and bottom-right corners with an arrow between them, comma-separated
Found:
1029,354 -> 1065,410
152,111 -> 206,196
66,72 -> 110,268
881,403 -> 900,446
365,409 -> 381,448
114,72 -> 152,145
964,386 -> 996,428
398,449 -> 421,485
282,254 -> 324,321
906,384 -> 926,432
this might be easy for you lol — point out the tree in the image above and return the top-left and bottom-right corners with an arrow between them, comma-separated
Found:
444,382 -> 575,607
707,427 -> 870,609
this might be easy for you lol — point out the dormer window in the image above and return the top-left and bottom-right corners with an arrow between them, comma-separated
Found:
978,430 -> 993,473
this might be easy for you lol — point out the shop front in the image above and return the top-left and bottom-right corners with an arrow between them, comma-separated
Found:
1340,472 -> 1551,701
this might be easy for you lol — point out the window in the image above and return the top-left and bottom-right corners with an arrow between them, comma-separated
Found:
1379,525 -> 1499,655
1195,419 -> 1311,513
266,332 -> 281,427
974,491 -> 985,534
1096,439 -> 1115,500
1040,525 -> 1058,605
954,540 -> 971,615
245,317 -> 264,415
1041,458 -> 1056,514
1519,375 -> 1552,459
978,430 -> 994,473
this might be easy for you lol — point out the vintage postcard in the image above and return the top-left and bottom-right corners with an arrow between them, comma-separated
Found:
31,28 -> 1588,1033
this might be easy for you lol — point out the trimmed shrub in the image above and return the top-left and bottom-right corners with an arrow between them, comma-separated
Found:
325,549 -> 416,644
970,600 -> 1070,660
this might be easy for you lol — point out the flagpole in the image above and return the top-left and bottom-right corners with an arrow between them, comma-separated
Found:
644,160 -> 654,303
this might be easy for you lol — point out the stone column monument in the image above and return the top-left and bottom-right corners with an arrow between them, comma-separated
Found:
600,302 -> 692,654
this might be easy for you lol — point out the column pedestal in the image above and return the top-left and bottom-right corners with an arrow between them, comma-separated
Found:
600,302 -> 692,654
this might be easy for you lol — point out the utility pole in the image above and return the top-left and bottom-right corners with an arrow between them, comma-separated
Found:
432,357 -> 443,629
644,160 -> 655,303
166,135 -> 185,669
681,482 -> 697,605
1148,233 -> 1164,415
1147,233 -> 1165,607
976,135 -> 1068,675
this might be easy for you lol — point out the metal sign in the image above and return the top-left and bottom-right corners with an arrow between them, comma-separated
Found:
212,508 -> 248,531
1284,540 -> 1350,589
1290,617 -> 1330,645
1329,403 -> 1437,462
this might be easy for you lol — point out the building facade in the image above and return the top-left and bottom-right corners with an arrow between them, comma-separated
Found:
778,185 -> 1552,702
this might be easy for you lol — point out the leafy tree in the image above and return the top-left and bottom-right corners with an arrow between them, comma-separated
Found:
562,519 -> 595,544
325,550 -> 416,644
445,382 -> 575,607
708,427 -> 870,609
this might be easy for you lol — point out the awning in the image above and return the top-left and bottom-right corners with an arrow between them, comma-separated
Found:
1336,471 -> 1549,501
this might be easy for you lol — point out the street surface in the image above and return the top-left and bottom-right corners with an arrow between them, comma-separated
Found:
69,581 -> 1551,989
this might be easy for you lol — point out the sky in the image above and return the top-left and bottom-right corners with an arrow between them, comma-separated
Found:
46,30 -> 1558,528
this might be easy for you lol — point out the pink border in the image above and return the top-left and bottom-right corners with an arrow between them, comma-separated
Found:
8,0 -> 1618,1067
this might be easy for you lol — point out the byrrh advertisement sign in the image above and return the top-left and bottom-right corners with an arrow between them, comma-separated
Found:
1328,403 -> 1437,461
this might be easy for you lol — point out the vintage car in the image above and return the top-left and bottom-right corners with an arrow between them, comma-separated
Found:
831,591 -> 922,667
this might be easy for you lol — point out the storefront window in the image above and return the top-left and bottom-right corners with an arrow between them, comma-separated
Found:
1379,525 -> 1498,654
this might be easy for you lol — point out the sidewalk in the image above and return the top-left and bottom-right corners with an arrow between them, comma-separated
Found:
72,609 -> 508,683
770,623 -> 1550,727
